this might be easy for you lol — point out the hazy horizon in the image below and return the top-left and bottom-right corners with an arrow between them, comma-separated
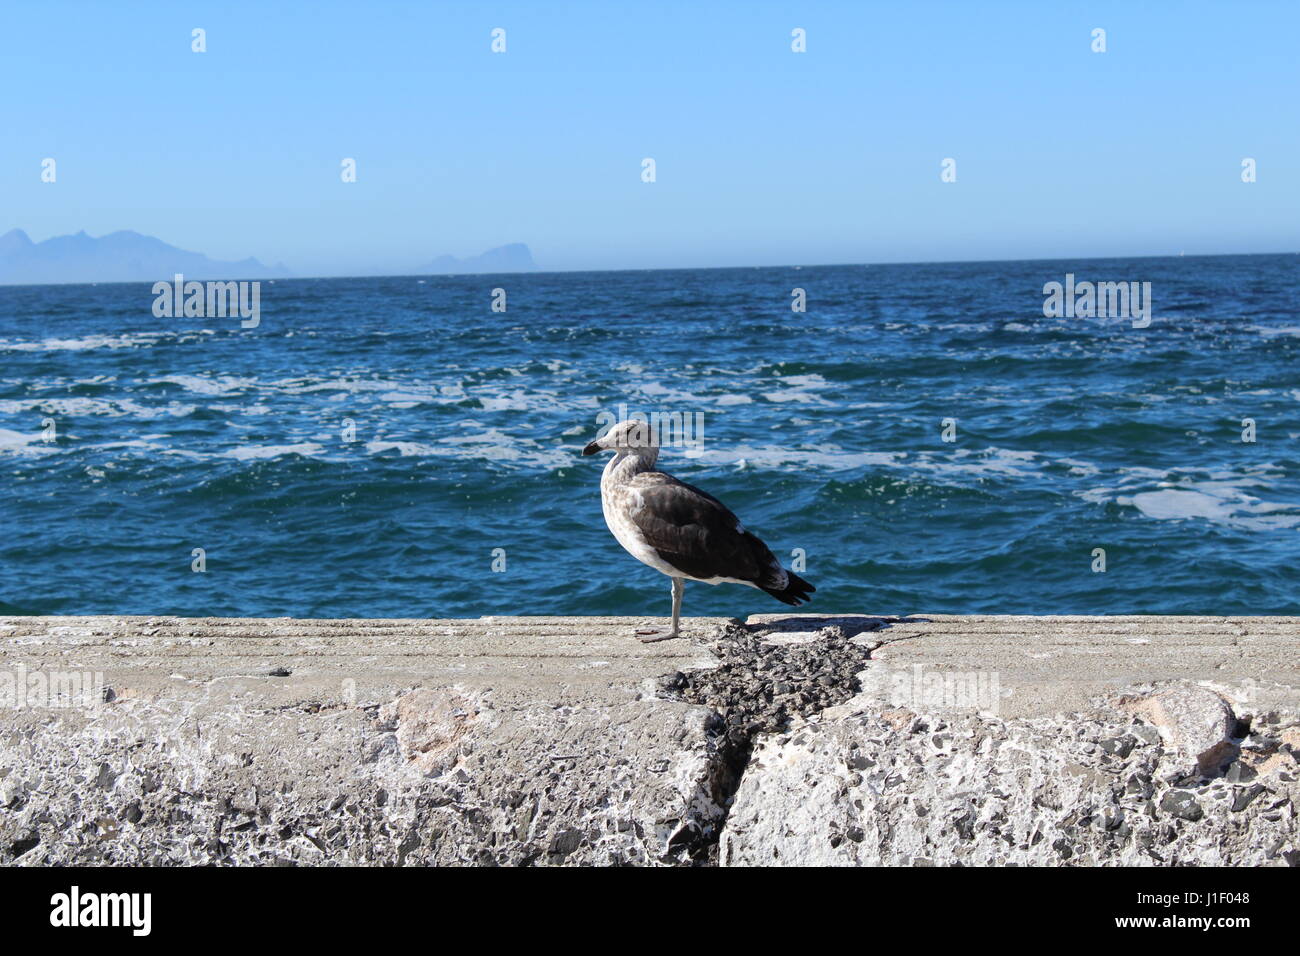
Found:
2,228 -> 1297,288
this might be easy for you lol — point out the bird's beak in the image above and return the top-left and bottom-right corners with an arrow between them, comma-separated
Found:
582,440 -> 602,456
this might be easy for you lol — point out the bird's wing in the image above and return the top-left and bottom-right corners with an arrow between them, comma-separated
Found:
625,472 -> 787,588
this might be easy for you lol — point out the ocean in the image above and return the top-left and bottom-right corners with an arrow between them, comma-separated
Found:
2,254 -> 1298,618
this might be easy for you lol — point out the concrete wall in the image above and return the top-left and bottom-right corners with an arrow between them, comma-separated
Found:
1,614 -> 1296,866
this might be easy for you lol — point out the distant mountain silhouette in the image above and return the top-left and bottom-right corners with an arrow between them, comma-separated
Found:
0,229 -> 291,285
422,243 -> 536,274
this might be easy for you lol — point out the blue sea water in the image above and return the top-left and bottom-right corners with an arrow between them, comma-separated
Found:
1,255 -> 1298,618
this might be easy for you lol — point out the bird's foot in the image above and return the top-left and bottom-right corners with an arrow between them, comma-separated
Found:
635,627 -> 681,643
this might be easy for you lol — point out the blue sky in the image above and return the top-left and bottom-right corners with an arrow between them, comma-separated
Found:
3,1 -> 1297,275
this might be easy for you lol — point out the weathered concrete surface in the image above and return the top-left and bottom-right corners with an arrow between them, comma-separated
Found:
0,616 -> 733,865
2,614 -> 1297,866
846,614 -> 1300,718
720,615 -> 1300,866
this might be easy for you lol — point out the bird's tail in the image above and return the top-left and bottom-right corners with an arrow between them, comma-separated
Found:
762,570 -> 816,606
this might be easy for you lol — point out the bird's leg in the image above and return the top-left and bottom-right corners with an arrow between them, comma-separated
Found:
671,576 -> 683,635
637,577 -> 684,642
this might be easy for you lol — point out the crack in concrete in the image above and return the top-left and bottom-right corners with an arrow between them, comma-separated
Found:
656,619 -> 886,863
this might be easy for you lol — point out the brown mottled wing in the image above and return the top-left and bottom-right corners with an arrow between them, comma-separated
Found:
625,472 -> 786,588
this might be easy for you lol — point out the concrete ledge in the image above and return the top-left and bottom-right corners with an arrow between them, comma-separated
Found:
1,615 -> 1297,866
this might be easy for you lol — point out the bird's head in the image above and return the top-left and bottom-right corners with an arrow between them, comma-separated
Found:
582,418 -> 660,459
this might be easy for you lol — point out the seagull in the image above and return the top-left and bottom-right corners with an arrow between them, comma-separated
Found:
583,419 -> 815,641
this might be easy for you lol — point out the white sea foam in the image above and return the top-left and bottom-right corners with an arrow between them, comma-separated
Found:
89,440 -> 167,451
379,392 -> 433,407
365,441 -> 438,457
0,330 -> 214,352
1081,465 -> 1298,530
476,392 -> 540,412
630,376 -> 833,410
365,430 -> 572,469
0,397 -> 196,419
908,447 -> 1045,479
1120,487 -> 1300,529
272,377 -> 414,395
1056,457 -> 1100,477
210,403 -> 271,415
760,373 -> 834,406
152,375 -> 256,396
689,443 -> 902,471
271,377 -> 478,407
0,433 -> 60,458
0,428 -> 42,450
631,381 -> 706,405
761,388 -> 822,404
662,443 -> 1072,479
226,443 -> 325,460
